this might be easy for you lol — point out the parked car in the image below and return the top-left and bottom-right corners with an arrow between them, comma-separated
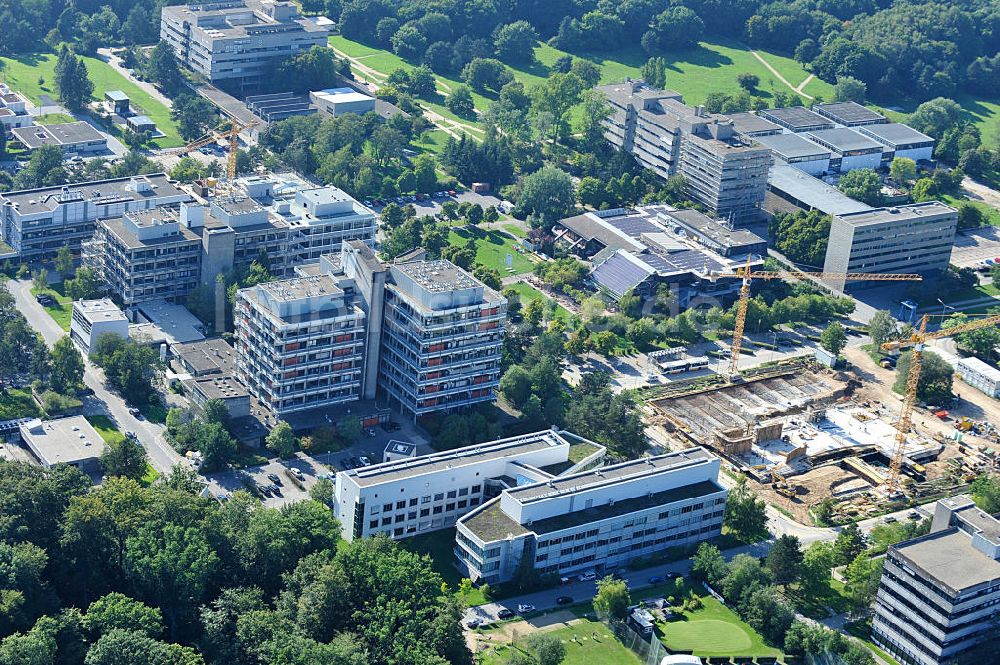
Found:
665,571 -> 681,581
579,571 -> 596,582
496,609 -> 514,620
257,484 -> 272,497
127,407 -> 141,417
359,456 -> 372,467
908,511 -> 920,520
365,427 -> 377,437
466,618 -> 481,629
555,596 -> 573,605
516,604 -> 535,614
267,473 -> 281,485
291,468 -> 305,481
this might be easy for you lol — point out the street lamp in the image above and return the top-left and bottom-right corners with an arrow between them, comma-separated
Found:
936,298 -> 955,318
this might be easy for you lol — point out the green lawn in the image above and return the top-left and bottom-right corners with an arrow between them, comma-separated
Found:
789,577 -> 852,619
0,52 -> 182,148
942,194 -> 1000,226
448,227 -> 535,275
0,387 -> 42,420
479,617 -> 641,665
34,112 -> 75,124
400,528 -> 487,606
658,592 -> 781,658
504,281 -> 573,322
30,283 -> 72,331
86,415 -> 125,445
412,128 -> 452,155
502,224 -> 527,238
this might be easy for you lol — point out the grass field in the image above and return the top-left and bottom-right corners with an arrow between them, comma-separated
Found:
0,52 -> 182,148
401,528 -> 488,606
502,224 -> 527,238
448,227 -> 535,274
0,387 -> 41,420
658,591 -> 781,658
30,283 -> 72,331
479,617 -> 641,665
943,194 -> 1000,226
504,281 -> 573,322
34,112 -> 75,124
412,128 -> 452,154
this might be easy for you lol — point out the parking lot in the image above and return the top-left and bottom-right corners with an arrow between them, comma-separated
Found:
367,190 -> 508,219
950,226 -> 1000,269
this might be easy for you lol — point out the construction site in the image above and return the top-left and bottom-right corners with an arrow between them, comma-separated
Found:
645,359 -> 998,524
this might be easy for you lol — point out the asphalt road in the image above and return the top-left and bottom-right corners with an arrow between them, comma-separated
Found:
10,279 -> 183,474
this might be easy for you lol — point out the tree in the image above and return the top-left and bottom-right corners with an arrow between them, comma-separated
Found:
169,157 -> 209,184
889,157 -> 917,184
409,65 -> 436,98
642,7 -> 704,54
765,535 -> 803,586
83,629 -> 202,665
55,243 -> 74,277
837,169 -> 883,206
446,85 -> 476,118
736,73 -> 759,91
91,335 -> 162,406
768,209 -> 831,267
522,633 -> 565,665
391,24 -> 428,60
336,415 -> 362,444
494,21 -> 537,64
55,48 -> 94,112
461,58 -> 512,93
867,310 -> 897,349
799,541 -> 837,600
592,576 -> 629,621
515,166 -> 574,223
15,145 -> 67,189
50,337 -> 84,394
99,436 -> 147,480
834,76 -> 867,103
266,421 -> 298,459
146,42 -> 182,95
820,321 -> 847,356
907,97 -> 963,138
724,476 -> 769,543
893,349 -> 954,404
171,95 -> 218,142
943,312 -> 1000,361
85,592 -> 162,639
721,554 -> 772,610
959,204 -> 985,230
308,478 -> 334,507
744,585 -> 795,644
843,553 -> 883,613
32,269 -> 48,292
691,542 -> 728,586
834,523 -> 867,565
64,266 -> 102,301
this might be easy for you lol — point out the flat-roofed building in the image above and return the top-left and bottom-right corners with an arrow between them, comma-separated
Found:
955,356 -> 1000,398
11,122 -> 107,153
727,112 -> 782,137
0,174 -> 190,261
335,428 -> 606,541
105,90 -> 130,116
759,107 -> 834,133
19,416 -> 106,475
767,163 -> 874,217
310,87 -> 376,117
806,127 -> 884,172
70,298 -> 129,357
872,495 -> 1000,665
160,0 -> 330,89
0,84 -> 31,128
599,81 -> 772,223
186,374 -> 250,418
456,447 -> 727,585
379,259 -> 506,418
858,123 -> 936,164
754,133 -> 832,175
172,337 -> 238,376
823,202 -> 957,291
235,272 -> 367,415
812,101 -> 887,127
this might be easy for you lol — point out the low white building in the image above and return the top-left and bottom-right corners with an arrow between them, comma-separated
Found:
956,356 -> 1000,398
70,298 -> 129,357
310,87 -> 376,117
455,447 -> 728,585
335,429 -> 605,541
20,416 -> 105,474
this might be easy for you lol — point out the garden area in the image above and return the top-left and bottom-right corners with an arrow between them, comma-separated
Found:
0,387 -> 41,420
31,283 -> 73,331
447,227 -> 536,275
85,414 -> 159,485
505,281 -> 574,323
477,617 -> 641,665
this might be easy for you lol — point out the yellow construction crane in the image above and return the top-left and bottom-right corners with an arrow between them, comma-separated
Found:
167,117 -> 260,183
710,258 -> 922,378
880,312 -> 1000,494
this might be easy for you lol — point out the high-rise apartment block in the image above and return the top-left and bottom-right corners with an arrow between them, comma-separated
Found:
160,0 -> 329,88
0,174 -> 190,262
822,202 -> 957,291
233,243 -> 506,419
456,447 -> 727,585
599,81 -> 772,223
380,261 -> 506,417
872,495 -> 1000,665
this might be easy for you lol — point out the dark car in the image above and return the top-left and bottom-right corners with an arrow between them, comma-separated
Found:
555,596 -> 573,605
267,473 -> 282,485
496,609 -> 514,620
257,484 -> 272,497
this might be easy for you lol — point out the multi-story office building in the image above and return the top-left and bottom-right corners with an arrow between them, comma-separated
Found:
335,428 -> 606,542
70,298 -> 129,357
379,260 -> 506,417
160,0 -> 329,89
823,202 -> 958,291
84,206 -> 203,307
872,495 -> 1000,665
0,174 -> 190,262
456,447 -> 728,585
234,272 -> 367,415
599,80 -> 772,223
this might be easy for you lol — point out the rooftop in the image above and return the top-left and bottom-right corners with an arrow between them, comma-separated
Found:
135,299 -> 206,344
755,132 -> 832,160
102,214 -> 199,250
312,87 -> 374,105
11,122 -> 105,149
957,356 -> 1000,382
19,416 -> 105,465
727,112 -> 782,136
768,164 -> 874,217
895,529 -> 1000,593
173,337 -> 238,375
74,298 -> 127,323
342,429 -> 572,487
105,90 -> 129,102
0,173 -> 188,216
258,274 -> 342,301
760,107 -> 834,131
657,208 -> 766,250
162,0 -> 329,38
394,259 -> 482,293
188,375 -> 248,401
835,201 -> 958,227
806,127 -> 884,153
812,101 -> 886,126
857,123 -> 934,147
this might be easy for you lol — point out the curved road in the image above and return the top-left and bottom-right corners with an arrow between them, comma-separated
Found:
10,279 -> 183,474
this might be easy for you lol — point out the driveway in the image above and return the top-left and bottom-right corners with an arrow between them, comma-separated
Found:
9,279 -> 183,474
204,454 -> 322,507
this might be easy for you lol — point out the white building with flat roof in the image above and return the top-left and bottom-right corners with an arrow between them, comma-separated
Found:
955,356 -> 1000,398
456,447 -> 727,585
70,298 -> 129,357
310,87 -> 376,117
19,416 -> 106,475
335,429 -> 606,541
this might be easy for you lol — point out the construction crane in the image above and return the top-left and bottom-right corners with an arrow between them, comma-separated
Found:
880,312 -> 1000,494
167,117 -> 260,183
710,258 -> 922,378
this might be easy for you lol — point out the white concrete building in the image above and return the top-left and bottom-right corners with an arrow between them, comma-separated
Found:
310,88 -> 376,117
70,298 -> 129,357
19,416 -> 106,475
335,429 -> 606,542
456,447 -> 728,585
859,124 -> 936,164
